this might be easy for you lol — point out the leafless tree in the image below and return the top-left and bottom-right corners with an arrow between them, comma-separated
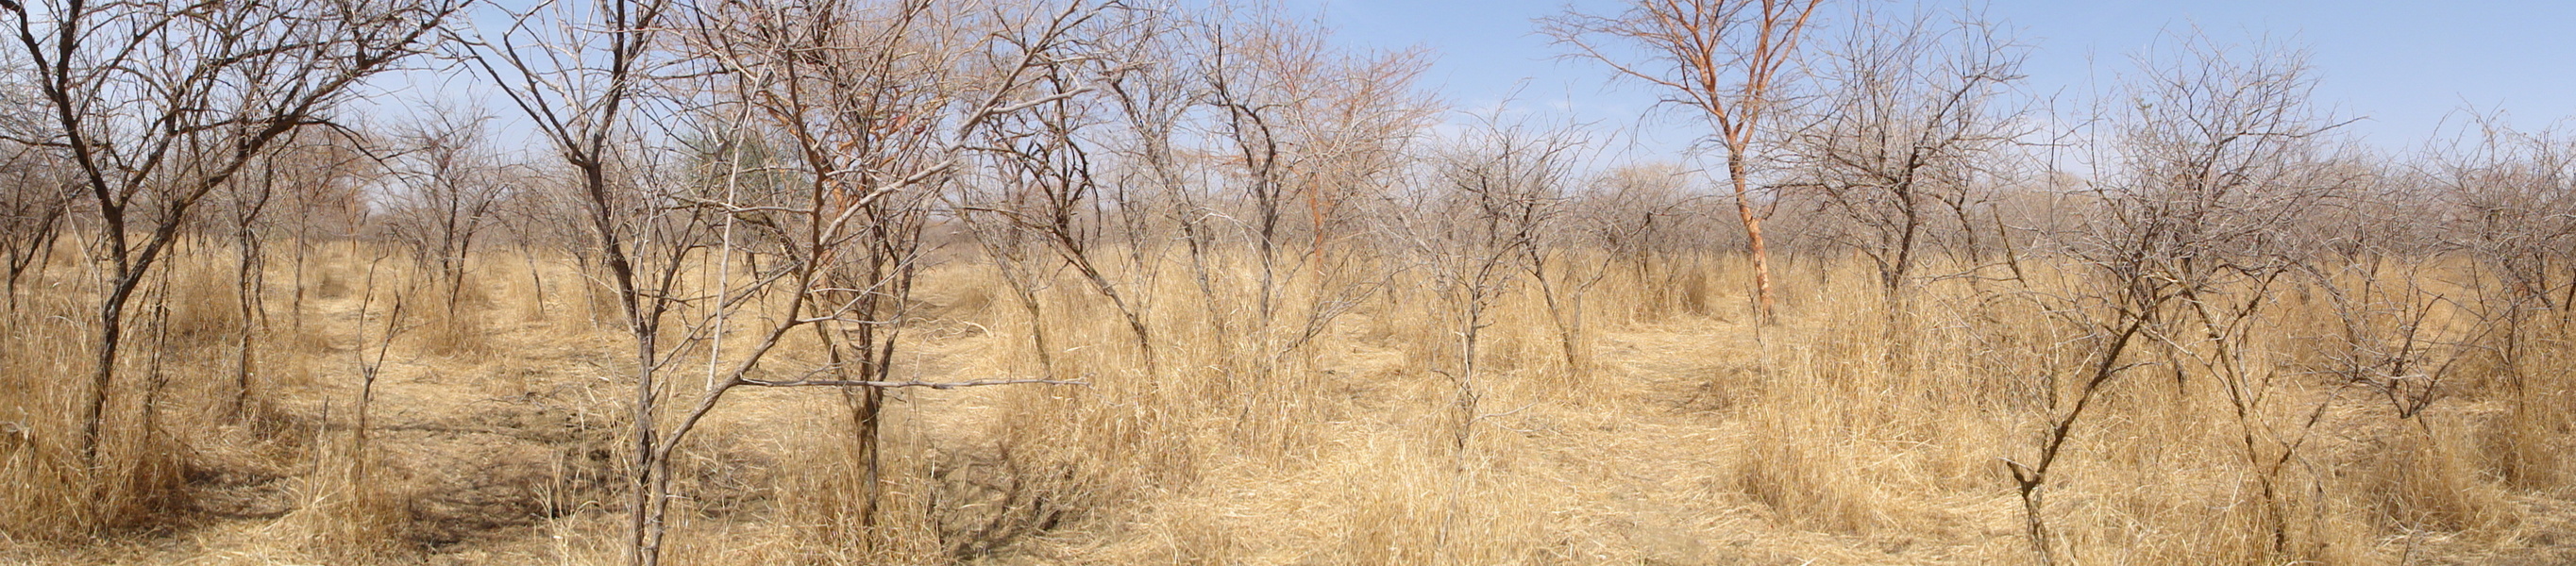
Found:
0,0 -> 462,499
2009,35 -> 2350,564
0,75 -> 72,306
1786,5 -> 2025,310
0,135 -> 71,308
964,34 -> 1161,373
1574,161 -> 1711,317
1200,4 -> 1439,359
380,107 -> 515,317
2118,49 -> 2352,560
2427,117 -> 2575,378
1096,4 -> 1236,343
1545,0 -> 1825,324
1084,2 -> 1191,317
2420,115 -> 2575,491
2307,256 -> 2469,425
1380,109 -> 1585,559
1507,122 -> 1612,379
1403,110 -> 1585,454
266,135 -> 378,330
213,130 -> 369,416
593,1 -> 1103,562
346,250 -> 410,477
464,0 -> 704,561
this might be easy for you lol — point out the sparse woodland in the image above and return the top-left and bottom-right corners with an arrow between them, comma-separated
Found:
1,0 -> 2573,564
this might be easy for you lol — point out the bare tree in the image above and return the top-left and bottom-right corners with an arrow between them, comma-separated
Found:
1101,5 -> 1240,346
2308,256 -> 2470,426
2429,117 -> 2575,359
214,131 -> 369,416
0,135 -> 72,308
1545,0 -> 1825,324
1381,109 -> 1585,559
1200,4 -> 1438,360
0,75 -> 73,306
269,135 -> 378,330
380,107 -> 515,317
965,37 -> 1161,373
1574,161 -> 1709,318
2009,35 -> 2350,564
1403,110 -> 1585,454
0,0 -> 462,500
503,1 -> 1099,562
1786,5 -> 2025,309
464,0 -> 702,561
1509,124 -> 1611,380
2422,115 -> 2576,490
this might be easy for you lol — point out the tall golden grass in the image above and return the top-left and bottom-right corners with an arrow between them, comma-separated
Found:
1,241 -> 2570,564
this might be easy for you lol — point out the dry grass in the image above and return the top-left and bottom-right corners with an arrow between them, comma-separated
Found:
1,241 -> 2572,565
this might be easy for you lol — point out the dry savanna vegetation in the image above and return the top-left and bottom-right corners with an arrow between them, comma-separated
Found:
2,0 -> 2573,564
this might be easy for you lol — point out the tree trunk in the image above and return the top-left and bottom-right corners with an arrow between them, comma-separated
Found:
1727,157 -> 1775,324
79,274 -> 143,470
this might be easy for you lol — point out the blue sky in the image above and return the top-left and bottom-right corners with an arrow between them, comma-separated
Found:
1286,0 -> 2576,155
